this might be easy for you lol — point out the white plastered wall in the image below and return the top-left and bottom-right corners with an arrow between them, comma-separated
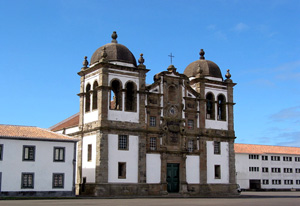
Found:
235,153 -> 300,190
205,88 -> 228,130
186,155 -> 200,184
0,139 -> 75,192
146,154 -> 161,183
107,71 -> 140,123
207,141 -> 229,184
82,134 -> 96,183
108,134 -> 138,183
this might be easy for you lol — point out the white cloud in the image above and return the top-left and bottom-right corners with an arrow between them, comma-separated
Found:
233,23 -> 249,32
270,106 -> 300,122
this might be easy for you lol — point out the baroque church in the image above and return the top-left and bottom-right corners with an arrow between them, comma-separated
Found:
51,31 -> 238,197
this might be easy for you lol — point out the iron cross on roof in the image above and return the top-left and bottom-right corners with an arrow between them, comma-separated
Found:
168,53 -> 174,65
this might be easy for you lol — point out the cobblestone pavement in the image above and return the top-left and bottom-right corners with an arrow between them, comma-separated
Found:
0,192 -> 299,206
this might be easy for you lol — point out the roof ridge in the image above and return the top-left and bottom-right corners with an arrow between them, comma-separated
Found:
0,124 -> 37,128
235,143 -> 300,149
48,113 -> 79,130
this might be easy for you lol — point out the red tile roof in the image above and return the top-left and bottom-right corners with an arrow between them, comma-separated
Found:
235,143 -> 300,155
50,113 -> 79,132
0,124 -> 78,142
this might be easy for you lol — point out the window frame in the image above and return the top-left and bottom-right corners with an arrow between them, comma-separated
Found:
149,116 -> 156,127
187,119 -> 194,130
87,144 -> 92,162
21,173 -> 34,189
214,165 -> 221,179
214,141 -> 221,155
53,147 -> 65,162
118,135 -> 128,150
188,140 -> 194,152
118,162 -> 126,179
23,145 -> 35,161
149,137 -> 157,151
52,173 -> 64,189
0,144 -> 3,161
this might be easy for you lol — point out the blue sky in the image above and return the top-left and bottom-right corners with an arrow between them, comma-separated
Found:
0,0 -> 299,146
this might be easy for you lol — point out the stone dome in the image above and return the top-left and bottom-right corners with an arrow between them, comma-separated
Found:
183,49 -> 222,79
90,31 -> 137,66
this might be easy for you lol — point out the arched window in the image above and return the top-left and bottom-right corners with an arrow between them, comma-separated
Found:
168,85 -> 176,102
85,84 -> 91,112
110,79 -> 122,110
125,81 -> 136,112
217,94 -> 226,121
92,81 -> 98,110
206,93 -> 215,119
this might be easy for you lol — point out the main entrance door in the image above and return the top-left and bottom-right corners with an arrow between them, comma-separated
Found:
167,163 -> 179,193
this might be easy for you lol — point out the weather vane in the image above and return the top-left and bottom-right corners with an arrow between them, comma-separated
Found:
168,53 -> 174,65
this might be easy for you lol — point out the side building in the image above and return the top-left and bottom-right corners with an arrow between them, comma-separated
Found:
0,124 -> 78,197
51,31 -> 238,197
235,143 -> 300,190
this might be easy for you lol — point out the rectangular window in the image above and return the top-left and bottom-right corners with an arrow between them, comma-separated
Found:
249,167 -> 259,172
150,137 -> 157,151
295,157 -> 300,162
187,119 -> 194,130
262,179 -> 269,185
23,146 -> 35,161
214,165 -> 221,179
21,173 -> 34,189
271,168 -> 281,173
249,154 -> 259,159
284,180 -> 293,185
262,155 -> 268,161
87,144 -> 92,161
283,168 -> 293,173
0,144 -> 3,160
118,135 -> 128,150
262,167 -> 269,173
283,156 -> 292,161
54,147 -> 65,162
188,140 -> 194,152
53,173 -> 64,188
271,156 -> 280,161
149,116 -> 156,127
118,162 -> 126,179
214,141 -> 221,155
295,168 -> 300,173
296,180 -> 300,185
272,179 -> 281,185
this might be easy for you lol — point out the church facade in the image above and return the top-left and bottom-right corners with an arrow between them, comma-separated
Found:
51,31 -> 238,197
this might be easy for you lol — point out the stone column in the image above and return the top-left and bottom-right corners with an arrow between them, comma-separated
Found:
228,139 -> 236,184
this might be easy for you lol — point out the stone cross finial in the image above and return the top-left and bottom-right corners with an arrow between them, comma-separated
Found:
168,53 -> 174,65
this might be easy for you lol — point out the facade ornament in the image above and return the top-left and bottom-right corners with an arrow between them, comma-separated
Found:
225,69 -> 231,79
100,47 -> 108,63
199,49 -> 205,60
138,53 -> 145,65
111,31 -> 118,43
82,56 -> 89,69
138,53 -> 146,69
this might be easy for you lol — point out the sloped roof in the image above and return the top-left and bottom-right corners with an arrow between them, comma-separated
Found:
234,143 -> 300,155
50,113 -> 79,132
0,124 -> 77,142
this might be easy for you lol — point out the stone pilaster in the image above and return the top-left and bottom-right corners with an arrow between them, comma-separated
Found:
199,138 -> 207,184
95,132 -> 108,183
228,139 -> 236,184
75,137 -> 83,195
